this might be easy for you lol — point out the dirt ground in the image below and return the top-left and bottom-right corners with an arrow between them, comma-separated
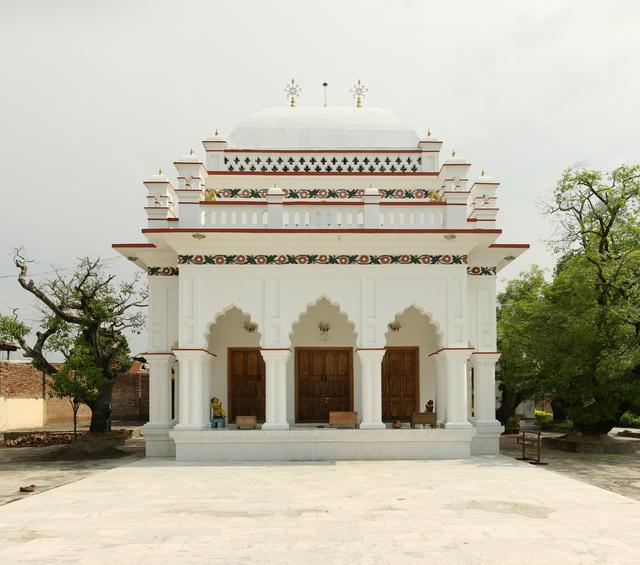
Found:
500,427 -> 640,501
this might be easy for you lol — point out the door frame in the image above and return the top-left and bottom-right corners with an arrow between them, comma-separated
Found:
227,347 -> 265,423
294,347 -> 354,423
382,346 -> 420,421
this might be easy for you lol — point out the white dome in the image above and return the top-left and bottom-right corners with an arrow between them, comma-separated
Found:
228,106 -> 419,150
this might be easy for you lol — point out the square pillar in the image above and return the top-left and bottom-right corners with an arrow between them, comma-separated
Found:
142,353 -> 176,457
145,353 -> 174,428
261,349 -> 290,430
173,349 -> 215,430
470,352 -> 504,454
357,349 -> 386,429
440,348 -> 473,429
472,353 -> 502,425
433,353 -> 446,425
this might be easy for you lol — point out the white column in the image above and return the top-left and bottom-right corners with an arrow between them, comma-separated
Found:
173,350 -> 214,430
145,353 -> 174,428
434,354 -> 446,425
261,349 -> 290,430
471,353 -> 501,427
441,349 -> 473,429
357,349 -> 386,429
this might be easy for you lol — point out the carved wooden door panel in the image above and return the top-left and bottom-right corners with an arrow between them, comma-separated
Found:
296,349 -> 352,422
228,349 -> 265,423
382,348 -> 418,422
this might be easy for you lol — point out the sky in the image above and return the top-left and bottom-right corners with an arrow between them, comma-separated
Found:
1,0 -> 639,357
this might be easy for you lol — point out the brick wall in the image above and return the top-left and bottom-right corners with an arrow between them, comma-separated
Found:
111,372 -> 149,421
0,361 -> 149,425
0,362 -> 46,399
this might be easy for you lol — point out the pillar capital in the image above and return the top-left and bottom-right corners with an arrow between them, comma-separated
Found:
145,352 -> 175,365
260,348 -> 291,362
471,351 -> 501,365
172,348 -> 216,362
356,348 -> 386,363
436,347 -> 474,361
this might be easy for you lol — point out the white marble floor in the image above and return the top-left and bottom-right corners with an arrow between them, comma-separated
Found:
0,455 -> 639,564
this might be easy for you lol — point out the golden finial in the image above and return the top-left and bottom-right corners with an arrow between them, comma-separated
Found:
427,129 -> 431,137
214,129 -> 219,136
284,78 -> 302,107
189,148 -> 195,155
481,169 -> 485,176
350,79 -> 368,108
452,149 -> 456,157
158,168 -> 164,175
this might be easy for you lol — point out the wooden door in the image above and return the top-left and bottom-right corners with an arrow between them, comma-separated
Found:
296,348 -> 353,423
228,348 -> 265,423
382,348 -> 418,422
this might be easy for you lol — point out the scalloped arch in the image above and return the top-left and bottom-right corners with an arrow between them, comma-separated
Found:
204,304 -> 263,345
384,303 -> 444,349
288,295 -> 359,343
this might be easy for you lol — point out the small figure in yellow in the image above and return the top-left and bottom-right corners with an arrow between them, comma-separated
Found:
210,396 -> 226,428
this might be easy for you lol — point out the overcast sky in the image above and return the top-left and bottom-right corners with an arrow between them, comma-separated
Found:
1,0 -> 639,357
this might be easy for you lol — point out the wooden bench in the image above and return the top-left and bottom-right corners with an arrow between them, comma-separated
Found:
329,411 -> 359,429
411,412 -> 437,428
235,415 -> 257,430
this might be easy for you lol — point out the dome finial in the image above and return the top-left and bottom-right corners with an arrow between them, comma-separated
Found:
452,149 -> 456,157
284,78 -> 302,107
427,129 -> 431,137
214,129 -> 219,136
189,148 -> 195,156
158,168 -> 164,176
350,79 -> 368,108
481,169 -> 485,176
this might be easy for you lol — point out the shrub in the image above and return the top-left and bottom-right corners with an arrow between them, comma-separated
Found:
535,409 -> 553,427
619,411 -> 640,429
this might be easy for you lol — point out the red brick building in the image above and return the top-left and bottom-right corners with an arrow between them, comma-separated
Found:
0,360 -> 149,430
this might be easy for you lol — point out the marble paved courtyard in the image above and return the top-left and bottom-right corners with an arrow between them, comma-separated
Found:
1,456 -> 639,564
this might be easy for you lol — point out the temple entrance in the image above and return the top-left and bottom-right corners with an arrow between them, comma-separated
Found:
227,348 -> 265,423
382,347 -> 419,422
295,348 -> 353,423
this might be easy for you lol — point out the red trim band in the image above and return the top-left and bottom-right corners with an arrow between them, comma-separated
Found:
142,228 -> 502,234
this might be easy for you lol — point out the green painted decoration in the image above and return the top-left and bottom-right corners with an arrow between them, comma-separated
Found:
147,266 -> 179,276
179,254 -> 467,266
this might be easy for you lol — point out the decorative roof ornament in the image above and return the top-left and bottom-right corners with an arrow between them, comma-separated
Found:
158,168 -> 164,175
427,129 -> 432,137
350,79 -> 368,108
189,148 -> 195,155
284,78 -> 302,107
452,149 -> 456,157
214,129 -> 219,136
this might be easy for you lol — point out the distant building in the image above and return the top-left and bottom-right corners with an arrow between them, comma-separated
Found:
0,359 -> 148,431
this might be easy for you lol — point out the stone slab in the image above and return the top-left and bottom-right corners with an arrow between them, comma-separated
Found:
1,456 -> 640,563
170,427 -> 474,461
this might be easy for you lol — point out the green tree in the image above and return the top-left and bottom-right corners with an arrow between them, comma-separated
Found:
0,254 -> 146,432
541,165 -> 640,435
496,265 -> 548,425
50,340 -> 103,435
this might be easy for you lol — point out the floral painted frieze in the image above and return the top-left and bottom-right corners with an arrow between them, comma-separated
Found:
147,266 -> 179,276
179,254 -> 467,266
207,188 -> 440,200
467,266 -> 497,276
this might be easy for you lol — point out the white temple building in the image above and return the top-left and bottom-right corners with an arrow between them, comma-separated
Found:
113,81 -> 528,461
